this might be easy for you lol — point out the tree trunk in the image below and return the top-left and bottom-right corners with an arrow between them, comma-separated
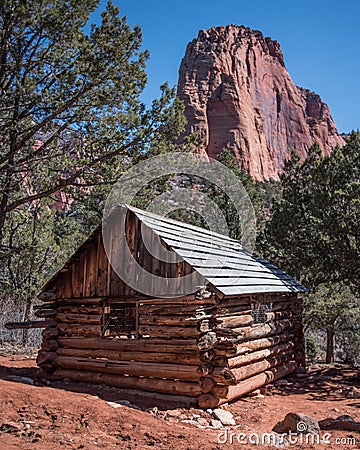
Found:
326,328 -> 335,363
21,299 -> 33,347
0,164 -> 13,246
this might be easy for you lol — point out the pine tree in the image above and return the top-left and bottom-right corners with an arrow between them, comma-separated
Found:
263,133 -> 360,363
304,284 -> 359,364
0,1 -> 187,347
0,0 -> 185,244
264,134 -> 359,290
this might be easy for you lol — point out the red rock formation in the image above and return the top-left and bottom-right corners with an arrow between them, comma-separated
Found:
177,25 -> 345,180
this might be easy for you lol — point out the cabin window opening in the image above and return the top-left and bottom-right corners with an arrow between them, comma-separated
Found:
251,301 -> 273,325
102,302 -> 138,339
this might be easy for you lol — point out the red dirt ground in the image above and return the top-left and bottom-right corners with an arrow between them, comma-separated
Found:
0,354 -> 359,450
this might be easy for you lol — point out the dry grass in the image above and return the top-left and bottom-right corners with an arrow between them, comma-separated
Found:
0,297 -> 41,353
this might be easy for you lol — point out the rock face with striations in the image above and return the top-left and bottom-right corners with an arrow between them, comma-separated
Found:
177,25 -> 345,180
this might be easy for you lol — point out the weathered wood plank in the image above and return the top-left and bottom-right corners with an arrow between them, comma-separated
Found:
5,320 -> 57,330
215,310 -> 293,329
54,298 -> 104,306
216,314 -> 253,328
197,324 -> 295,354
230,333 -> 295,357
216,296 -> 251,308
139,303 -> 214,316
88,244 -> 99,297
56,313 -> 102,324
56,271 -> 65,299
138,296 -> 216,305
139,315 -> 199,327
55,356 -> 202,380
56,305 -> 102,314
138,325 -> 199,339
139,223 -> 162,297
96,233 -> 109,297
234,319 -> 293,342
232,352 -> 295,382
198,359 -> 299,408
81,248 -> 88,298
48,369 -> 201,398
123,210 -> 137,297
228,342 -> 294,368
71,255 -> 83,298
56,348 -> 202,365
34,309 -> 57,318
213,300 -> 294,317
110,214 -> 126,297
57,323 -> 101,337
218,360 -> 298,404
57,337 -> 198,353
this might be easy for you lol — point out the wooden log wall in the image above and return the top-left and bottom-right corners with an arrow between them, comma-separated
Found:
196,292 -> 304,408
36,295 -> 218,402
37,287 -> 304,407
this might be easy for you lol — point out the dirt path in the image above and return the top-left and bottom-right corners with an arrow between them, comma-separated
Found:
0,355 -> 359,449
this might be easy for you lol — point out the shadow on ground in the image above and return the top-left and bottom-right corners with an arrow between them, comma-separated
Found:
0,357 -> 359,410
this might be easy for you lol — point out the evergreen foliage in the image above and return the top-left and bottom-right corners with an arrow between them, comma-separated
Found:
263,132 -> 360,363
304,284 -> 360,364
0,0 -> 185,244
0,0 -> 186,347
264,132 -> 359,291
1,1 -> 358,361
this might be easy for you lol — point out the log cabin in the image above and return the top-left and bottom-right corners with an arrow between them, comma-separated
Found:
9,204 -> 307,408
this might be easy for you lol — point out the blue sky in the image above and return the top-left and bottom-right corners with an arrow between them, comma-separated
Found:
93,0 -> 359,133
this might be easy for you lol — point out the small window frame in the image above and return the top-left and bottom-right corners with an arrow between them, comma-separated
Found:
251,301 -> 273,325
102,301 -> 138,339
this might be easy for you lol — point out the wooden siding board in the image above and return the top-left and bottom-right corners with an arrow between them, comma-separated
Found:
110,212 -> 126,297
84,244 -> 97,297
96,234 -> 109,297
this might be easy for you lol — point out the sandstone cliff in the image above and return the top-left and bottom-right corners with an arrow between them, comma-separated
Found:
177,25 -> 345,180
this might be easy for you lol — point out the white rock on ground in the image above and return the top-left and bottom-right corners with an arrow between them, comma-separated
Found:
210,419 -> 223,429
106,400 -> 141,410
196,417 -> 209,428
212,409 -> 236,426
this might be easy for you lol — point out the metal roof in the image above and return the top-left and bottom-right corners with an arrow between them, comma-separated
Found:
129,205 -> 308,296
